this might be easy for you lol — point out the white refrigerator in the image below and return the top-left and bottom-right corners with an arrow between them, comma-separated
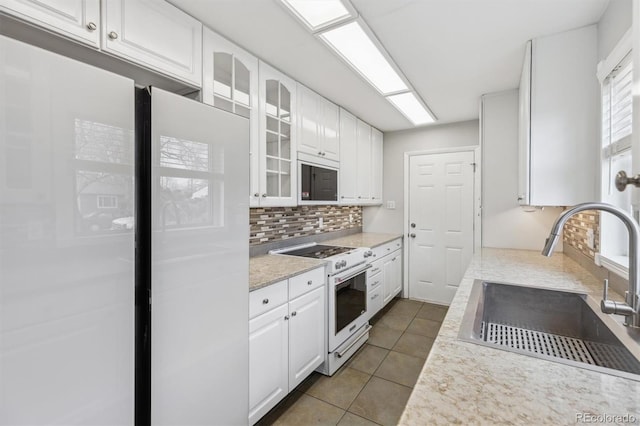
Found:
0,35 -> 249,425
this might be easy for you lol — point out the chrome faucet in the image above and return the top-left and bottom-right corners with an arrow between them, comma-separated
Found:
541,202 -> 640,328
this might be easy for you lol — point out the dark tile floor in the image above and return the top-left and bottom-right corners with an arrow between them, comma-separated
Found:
256,299 -> 449,426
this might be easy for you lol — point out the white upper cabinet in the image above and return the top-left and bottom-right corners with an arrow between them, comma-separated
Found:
339,108 -> 358,204
102,0 -> 203,87
371,127 -> 383,203
296,83 -> 340,163
1,0 -> 100,47
257,61 -> 297,207
356,119 -> 372,203
202,28 -> 259,205
339,109 -> 382,205
518,25 -> 598,206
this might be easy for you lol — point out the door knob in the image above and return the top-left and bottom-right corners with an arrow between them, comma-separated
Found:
410,233 -> 416,238
410,223 -> 416,228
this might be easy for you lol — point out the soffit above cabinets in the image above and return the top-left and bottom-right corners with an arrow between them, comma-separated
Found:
169,0 -> 609,132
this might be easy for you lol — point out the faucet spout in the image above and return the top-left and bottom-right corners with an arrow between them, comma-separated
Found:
542,202 -> 640,328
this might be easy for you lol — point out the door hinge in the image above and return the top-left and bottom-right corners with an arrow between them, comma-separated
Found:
470,162 -> 477,172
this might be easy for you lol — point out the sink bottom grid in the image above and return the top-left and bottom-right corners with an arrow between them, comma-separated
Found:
481,321 -> 640,374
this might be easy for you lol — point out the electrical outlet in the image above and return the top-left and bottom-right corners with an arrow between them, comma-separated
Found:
586,228 -> 594,249
349,214 -> 353,223
386,201 -> 396,209
318,217 -> 324,229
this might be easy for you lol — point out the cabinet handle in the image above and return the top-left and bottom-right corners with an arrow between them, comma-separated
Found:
392,257 -> 397,261
318,151 -> 322,155
387,248 -> 391,251
358,196 -> 361,199
341,196 -> 345,199
262,193 -> 267,197
108,31 -> 118,40
262,298 -> 269,304
372,294 -> 379,300
372,267 -> 380,274
291,311 -> 297,316
284,315 -> 290,320
307,280 -> 313,285
254,193 -> 260,197
322,152 -> 326,156
86,22 -> 97,31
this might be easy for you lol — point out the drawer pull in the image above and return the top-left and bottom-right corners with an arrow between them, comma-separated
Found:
291,311 -> 297,316
387,247 -> 391,251
262,298 -> 269,304
307,280 -> 313,285
371,294 -> 379,300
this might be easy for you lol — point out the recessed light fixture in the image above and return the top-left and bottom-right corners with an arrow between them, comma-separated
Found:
319,21 -> 408,95
281,0 -> 436,126
280,0 -> 354,32
386,92 -> 435,125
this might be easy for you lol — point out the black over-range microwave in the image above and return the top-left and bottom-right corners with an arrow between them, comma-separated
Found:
299,161 -> 338,203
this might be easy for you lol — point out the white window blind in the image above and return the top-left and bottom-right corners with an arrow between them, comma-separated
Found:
602,53 -> 633,156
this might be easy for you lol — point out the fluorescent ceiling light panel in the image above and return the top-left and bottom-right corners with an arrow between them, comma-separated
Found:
282,0 -> 352,31
387,92 -> 435,125
319,21 -> 408,94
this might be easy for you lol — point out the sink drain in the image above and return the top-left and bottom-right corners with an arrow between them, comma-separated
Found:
481,321 -> 640,374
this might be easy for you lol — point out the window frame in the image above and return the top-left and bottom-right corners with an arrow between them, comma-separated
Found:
596,28 -> 633,279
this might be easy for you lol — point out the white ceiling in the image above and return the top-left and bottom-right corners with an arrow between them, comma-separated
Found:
170,0 -> 610,132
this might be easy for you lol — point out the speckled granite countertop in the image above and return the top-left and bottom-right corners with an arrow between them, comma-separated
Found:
323,232 -> 402,248
400,248 -> 640,425
249,233 -> 401,291
249,255 -> 327,291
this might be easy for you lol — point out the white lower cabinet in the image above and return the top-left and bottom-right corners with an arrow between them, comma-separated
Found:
248,267 -> 326,425
383,251 -> 402,304
248,304 -> 289,424
288,287 -> 325,390
367,240 -> 403,319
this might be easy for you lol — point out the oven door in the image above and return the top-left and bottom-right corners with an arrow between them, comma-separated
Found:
328,265 -> 369,351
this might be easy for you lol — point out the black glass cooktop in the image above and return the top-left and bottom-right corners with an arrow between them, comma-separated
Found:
284,245 -> 352,259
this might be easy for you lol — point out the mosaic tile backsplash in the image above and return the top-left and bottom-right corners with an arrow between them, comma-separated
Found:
250,205 -> 362,246
562,210 -> 599,259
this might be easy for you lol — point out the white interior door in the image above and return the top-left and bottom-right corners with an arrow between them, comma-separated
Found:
408,151 -> 474,305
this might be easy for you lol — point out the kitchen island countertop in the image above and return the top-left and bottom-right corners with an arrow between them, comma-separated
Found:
400,248 -> 640,425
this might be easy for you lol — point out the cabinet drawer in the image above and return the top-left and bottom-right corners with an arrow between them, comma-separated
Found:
367,260 -> 383,279
371,238 -> 402,260
368,285 -> 383,318
250,280 -> 287,319
289,267 -> 326,300
368,270 -> 382,291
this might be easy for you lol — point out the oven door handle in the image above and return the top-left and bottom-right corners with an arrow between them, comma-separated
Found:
336,324 -> 372,358
335,264 -> 372,283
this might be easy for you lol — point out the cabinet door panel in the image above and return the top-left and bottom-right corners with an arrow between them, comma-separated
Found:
321,98 -> 340,161
339,108 -> 358,204
1,0 -> 100,47
288,287 -> 325,390
297,84 -> 321,156
371,127 -> 383,203
249,304 -> 289,425
382,255 -> 394,304
102,0 -> 202,86
356,119 -> 372,202
258,61 -> 297,206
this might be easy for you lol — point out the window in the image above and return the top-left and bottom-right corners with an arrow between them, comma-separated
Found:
598,31 -> 633,276
97,195 -> 118,209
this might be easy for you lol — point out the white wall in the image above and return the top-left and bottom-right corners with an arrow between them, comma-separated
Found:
363,120 -> 479,234
597,0 -> 633,61
481,90 -> 564,250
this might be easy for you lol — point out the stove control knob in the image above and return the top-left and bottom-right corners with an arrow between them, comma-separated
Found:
341,260 -> 348,268
363,250 -> 373,258
336,263 -> 342,270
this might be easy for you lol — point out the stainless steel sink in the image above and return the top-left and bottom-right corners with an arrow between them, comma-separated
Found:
458,280 -> 640,381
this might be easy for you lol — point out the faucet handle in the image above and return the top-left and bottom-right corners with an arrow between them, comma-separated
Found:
601,278 -> 636,316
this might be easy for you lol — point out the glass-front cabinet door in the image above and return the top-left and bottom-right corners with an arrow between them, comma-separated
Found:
202,28 -> 260,205
258,61 -> 297,207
